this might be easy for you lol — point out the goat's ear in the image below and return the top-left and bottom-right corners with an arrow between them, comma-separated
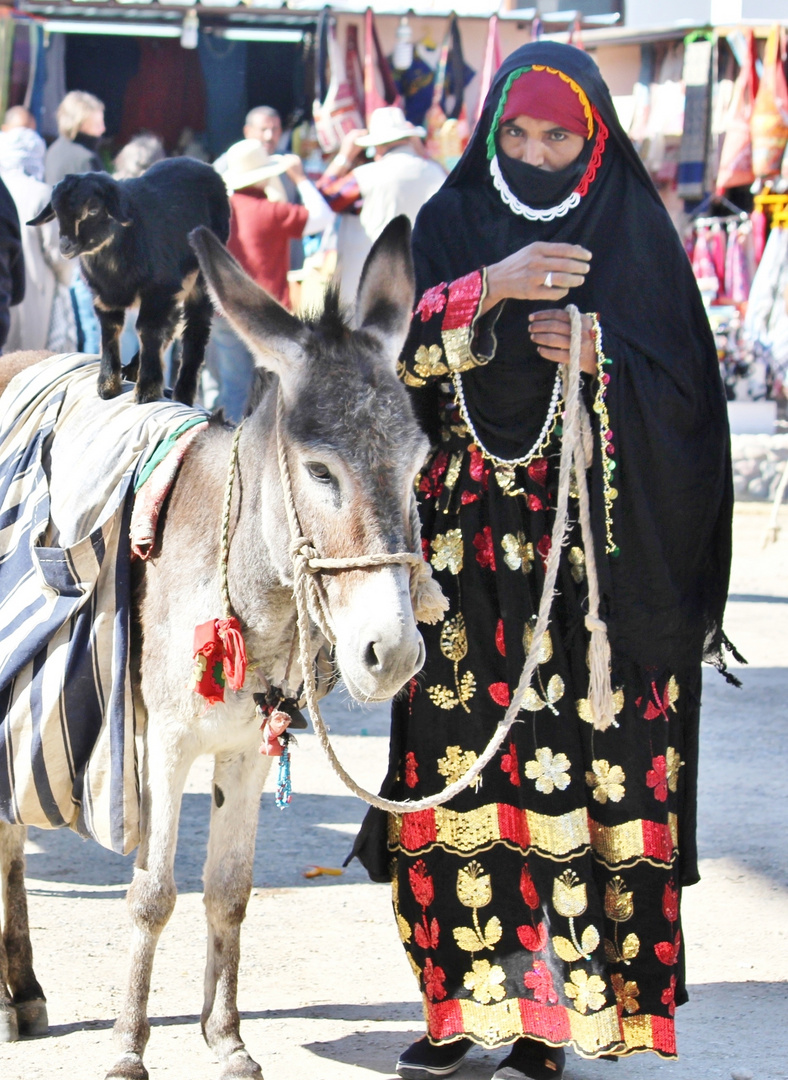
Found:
27,203 -> 56,227
354,215 -> 415,370
190,226 -> 308,396
106,184 -> 133,226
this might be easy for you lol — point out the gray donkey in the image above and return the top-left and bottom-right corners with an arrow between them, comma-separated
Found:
0,217 -> 430,1079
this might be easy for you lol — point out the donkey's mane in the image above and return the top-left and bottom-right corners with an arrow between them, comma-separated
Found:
302,285 -> 349,340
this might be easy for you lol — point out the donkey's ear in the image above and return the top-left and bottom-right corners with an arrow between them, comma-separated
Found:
354,215 -> 415,368
190,226 -> 308,393
27,203 -> 56,227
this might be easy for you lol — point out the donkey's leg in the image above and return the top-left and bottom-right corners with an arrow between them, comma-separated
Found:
0,825 -> 47,1038
106,727 -> 193,1080
0,824 -> 20,1042
201,751 -> 272,1080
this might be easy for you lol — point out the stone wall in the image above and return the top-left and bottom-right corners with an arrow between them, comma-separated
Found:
731,434 -> 788,501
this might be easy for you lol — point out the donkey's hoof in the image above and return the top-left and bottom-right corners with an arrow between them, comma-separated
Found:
97,372 -> 123,400
15,997 -> 48,1036
105,1052 -> 149,1080
0,1005 -> 19,1042
219,1049 -> 263,1080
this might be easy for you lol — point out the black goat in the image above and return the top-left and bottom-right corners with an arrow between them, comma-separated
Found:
28,158 -> 231,405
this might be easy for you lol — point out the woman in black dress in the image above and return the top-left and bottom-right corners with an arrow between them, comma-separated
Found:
352,41 -> 733,1080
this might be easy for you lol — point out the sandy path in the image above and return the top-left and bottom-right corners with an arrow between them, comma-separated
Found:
1,503 -> 787,1080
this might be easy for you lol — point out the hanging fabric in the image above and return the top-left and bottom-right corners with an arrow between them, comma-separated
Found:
424,15 -> 473,170
345,24 -> 365,122
751,24 -> 788,179
313,16 -> 364,154
474,14 -> 501,125
715,28 -> 758,192
363,7 -> 399,125
677,33 -> 713,200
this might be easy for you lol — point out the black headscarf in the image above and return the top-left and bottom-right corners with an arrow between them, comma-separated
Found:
410,41 -> 733,677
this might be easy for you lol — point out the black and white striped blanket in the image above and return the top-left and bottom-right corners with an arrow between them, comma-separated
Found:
0,353 -> 207,854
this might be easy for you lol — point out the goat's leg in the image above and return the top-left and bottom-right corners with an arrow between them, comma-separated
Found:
172,280 -> 213,407
0,825 -> 47,1039
134,297 -> 180,406
201,751 -> 272,1080
106,727 -> 192,1080
96,305 -> 126,400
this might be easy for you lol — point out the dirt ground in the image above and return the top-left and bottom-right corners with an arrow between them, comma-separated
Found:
1,502 -> 787,1080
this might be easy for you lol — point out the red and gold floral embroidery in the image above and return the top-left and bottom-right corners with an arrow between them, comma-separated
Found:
501,531 -> 534,573
438,745 -> 481,789
430,529 -> 464,575
525,747 -> 572,794
473,525 -> 496,570
416,282 -> 448,322
426,614 -> 476,713
603,876 -> 640,965
441,271 -> 489,374
586,759 -> 626,804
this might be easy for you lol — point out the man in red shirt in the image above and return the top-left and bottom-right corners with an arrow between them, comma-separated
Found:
202,139 -> 332,420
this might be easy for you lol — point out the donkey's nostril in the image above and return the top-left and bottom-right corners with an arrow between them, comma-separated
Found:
363,640 -> 381,671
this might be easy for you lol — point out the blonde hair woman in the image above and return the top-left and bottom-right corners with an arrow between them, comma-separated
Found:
45,90 -> 105,186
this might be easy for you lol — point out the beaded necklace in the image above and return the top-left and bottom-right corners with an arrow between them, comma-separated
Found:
452,368 -> 563,467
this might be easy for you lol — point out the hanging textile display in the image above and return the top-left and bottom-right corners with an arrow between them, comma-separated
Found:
716,28 -> 758,192
345,24 -> 365,122
424,15 -> 474,171
363,7 -> 399,124
0,13 -> 15,123
313,13 -> 364,155
677,34 -> 713,200
393,42 -> 437,128
751,24 -> 788,179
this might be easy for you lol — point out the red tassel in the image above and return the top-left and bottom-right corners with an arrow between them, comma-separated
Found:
217,617 -> 247,691
191,617 -> 247,704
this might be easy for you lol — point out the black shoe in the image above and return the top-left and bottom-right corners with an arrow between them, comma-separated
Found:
491,1038 -> 565,1080
396,1036 -> 473,1079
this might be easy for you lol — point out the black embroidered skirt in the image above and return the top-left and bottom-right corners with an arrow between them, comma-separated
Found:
360,415 -> 701,1060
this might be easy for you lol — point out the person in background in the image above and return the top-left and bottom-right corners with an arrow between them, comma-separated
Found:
318,105 -> 446,302
201,138 -> 332,422
0,126 -> 73,353
113,133 -> 165,181
0,175 -> 24,352
44,91 -> 105,354
214,106 -> 304,272
44,91 -> 105,185
2,107 -> 37,132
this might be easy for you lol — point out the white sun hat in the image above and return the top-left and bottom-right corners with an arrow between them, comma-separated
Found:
354,106 -> 426,148
223,138 -> 289,192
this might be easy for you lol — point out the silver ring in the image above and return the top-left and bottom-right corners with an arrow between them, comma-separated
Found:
544,272 -> 553,288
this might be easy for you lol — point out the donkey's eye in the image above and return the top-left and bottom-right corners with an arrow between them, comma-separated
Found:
306,461 -> 332,483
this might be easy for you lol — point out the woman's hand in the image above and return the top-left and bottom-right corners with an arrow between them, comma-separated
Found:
528,309 -> 597,375
482,241 -> 591,314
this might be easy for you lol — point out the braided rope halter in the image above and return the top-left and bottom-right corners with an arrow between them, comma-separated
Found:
221,308 -> 616,813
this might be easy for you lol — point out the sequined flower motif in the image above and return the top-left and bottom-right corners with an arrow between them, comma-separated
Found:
646,755 -> 669,802
585,759 -> 626,803
525,747 -> 571,794
612,973 -> 640,1015
661,974 -> 677,1016
413,344 -> 449,380
473,526 -> 497,570
409,860 -> 435,909
463,959 -> 506,1004
423,958 -> 447,1002
524,960 -> 558,1004
438,745 -> 479,788
563,969 -> 607,1014
456,861 -> 492,909
416,282 -> 447,322
568,546 -> 586,583
404,751 -> 419,789
502,531 -> 534,573
665,746 -> 683,792
604,877 -> 634,922
430,530 -> 463,575
552,870 -> 588,918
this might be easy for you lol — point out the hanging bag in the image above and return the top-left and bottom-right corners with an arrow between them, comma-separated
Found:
751,24 -> 788,179
425,15 -> 470,169
363,6 -> 399,124
313,15 -> 365,155
716,28 -> 759,192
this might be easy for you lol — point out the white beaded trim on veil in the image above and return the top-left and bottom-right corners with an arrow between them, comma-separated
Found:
489,153 -> 581,222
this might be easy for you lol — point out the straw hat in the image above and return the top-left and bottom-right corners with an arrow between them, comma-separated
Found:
354,106 -> 426,148
223,138 -> 289,192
